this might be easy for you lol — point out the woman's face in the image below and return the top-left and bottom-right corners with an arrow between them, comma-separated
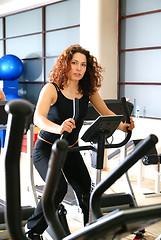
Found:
67,52 -> 87,82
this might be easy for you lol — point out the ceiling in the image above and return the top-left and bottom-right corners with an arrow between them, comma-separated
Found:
0,0 -> 61,17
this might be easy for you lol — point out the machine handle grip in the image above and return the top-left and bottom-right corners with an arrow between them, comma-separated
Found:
121,97 -> 130,124
72,97 -> 79,122
42,139 -> 69,239
61,98 -> 79,140
4,99 -> 33,240
105,97 -> 132,149
121,96 -> 132,142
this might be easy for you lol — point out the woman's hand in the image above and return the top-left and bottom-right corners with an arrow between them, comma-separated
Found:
57,118 -> 76,135
119,117 -> 135,133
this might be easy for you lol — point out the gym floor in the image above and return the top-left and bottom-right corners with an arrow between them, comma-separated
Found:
0,149 -> 161,240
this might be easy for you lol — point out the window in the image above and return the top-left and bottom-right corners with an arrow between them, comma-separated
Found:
0,18 -> 3,57
0,0 -> 80,104
119,0 -> 161,118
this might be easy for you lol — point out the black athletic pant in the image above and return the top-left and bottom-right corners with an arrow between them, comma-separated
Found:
27,139 -> 91,234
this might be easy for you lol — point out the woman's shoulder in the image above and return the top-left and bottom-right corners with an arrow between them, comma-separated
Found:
49,82 -> 60,91
38,82 -> 58,105
40,82 -> 58,98
42,82 -> 59,91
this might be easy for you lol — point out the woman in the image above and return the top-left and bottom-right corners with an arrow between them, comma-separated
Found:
26,44 -> 135,240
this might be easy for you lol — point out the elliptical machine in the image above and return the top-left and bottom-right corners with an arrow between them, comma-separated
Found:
0,100 -> 35,240
3,99 -> 161,240
4,96 -> 134,240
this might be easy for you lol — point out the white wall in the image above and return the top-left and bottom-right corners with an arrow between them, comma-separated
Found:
80,0 -> 119,100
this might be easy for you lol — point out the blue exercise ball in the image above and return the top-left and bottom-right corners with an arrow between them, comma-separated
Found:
0,54 -> 23,80
5,93 -> 22,101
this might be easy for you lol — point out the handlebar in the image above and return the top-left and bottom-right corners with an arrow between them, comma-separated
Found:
69,97 -> 133,152
91,134 -> 158,219
60,98 -> 79,140
4,99 -> 33,240
121,97 -> 130,124
42,139 -> 69,239
72,97 -> 79,122
104,97 -> 132,149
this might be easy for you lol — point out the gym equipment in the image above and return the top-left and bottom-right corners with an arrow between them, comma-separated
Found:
84,98 -> 133,188
80,115 -> 135,216
0,100 -> 35,240
31,98 -> 136,226
2,98 -> 78,240
65,98 -> 141,238
65,97 -> 136,218
0,54 -> 23,80
0,101 -> 8,124
3,99 -> 161,240
132,139 -> 161,197
85,99 -> 133,122
132,139 -> 160,166
90,135 -> 158,219
0,101 -> 8,149
43,134 -> 161,240
43,96 -> 136,237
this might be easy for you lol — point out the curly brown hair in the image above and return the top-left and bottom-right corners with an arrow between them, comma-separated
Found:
48,44 -> 103,95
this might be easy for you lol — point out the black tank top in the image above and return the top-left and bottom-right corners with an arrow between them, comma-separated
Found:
39,83 -> 89,146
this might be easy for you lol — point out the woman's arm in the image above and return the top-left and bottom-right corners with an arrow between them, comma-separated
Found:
89,91 -> 135,132
0,89 -> 6,101
34,83 -> 75,134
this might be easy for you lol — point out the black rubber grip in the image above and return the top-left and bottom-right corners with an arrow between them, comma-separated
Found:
61,98 -> 79,139
121,97 -> 130,124
72,98 -> 79,122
